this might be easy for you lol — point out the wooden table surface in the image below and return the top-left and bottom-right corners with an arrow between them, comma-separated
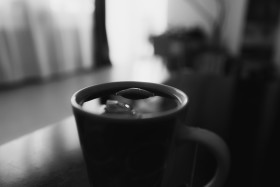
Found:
0,117 -> 90,187
0,71 -> 235,187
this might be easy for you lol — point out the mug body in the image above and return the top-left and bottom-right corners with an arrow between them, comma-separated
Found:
71,81 -> 188,187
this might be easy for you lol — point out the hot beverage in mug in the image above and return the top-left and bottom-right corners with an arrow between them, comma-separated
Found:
71,82 -> 230,187
82,88 -> 179,118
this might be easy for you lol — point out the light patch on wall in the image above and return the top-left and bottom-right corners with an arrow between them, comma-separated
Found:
167,0 -> 220,34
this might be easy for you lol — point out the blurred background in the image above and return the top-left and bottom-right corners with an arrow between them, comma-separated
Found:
1,0 -> 280,186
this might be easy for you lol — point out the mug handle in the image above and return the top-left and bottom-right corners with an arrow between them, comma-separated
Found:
176,125 -> 230,187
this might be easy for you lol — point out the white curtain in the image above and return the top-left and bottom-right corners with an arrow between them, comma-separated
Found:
0,0 -> 94,84
106,0 -> 168,66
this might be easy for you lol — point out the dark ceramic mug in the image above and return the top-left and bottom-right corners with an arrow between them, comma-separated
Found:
71,81 -> 230,187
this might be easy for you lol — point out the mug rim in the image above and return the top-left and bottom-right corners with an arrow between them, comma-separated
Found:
71,81 -> 188,121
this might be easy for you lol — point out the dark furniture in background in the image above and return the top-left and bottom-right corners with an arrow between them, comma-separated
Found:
240,0 -> 280,80
150,1 -> 280,183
